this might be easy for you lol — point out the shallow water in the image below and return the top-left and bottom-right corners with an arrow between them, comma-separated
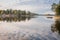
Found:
0,16 -> 60,40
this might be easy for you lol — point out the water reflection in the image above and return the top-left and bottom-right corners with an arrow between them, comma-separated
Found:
51,17 -> 60,34
0,16 -> 60,40
0,16 -> 33,22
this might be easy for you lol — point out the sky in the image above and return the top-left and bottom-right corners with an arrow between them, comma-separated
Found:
0,0 -> 60,14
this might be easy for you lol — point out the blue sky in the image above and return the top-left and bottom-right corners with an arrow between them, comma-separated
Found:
0,0 -> 59,14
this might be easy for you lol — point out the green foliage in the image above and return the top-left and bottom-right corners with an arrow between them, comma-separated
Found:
51,3 -> 57,11
55,5 -> 60,15
0,9 -> 32,15
0,9 -> 38,19
52,1 -> 60,16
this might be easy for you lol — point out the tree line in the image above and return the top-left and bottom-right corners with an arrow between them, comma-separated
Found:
0,9 -> 36,16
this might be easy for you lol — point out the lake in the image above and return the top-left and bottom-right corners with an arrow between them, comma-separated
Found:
0,16 -> 60,40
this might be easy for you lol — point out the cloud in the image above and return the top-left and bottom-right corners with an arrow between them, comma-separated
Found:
0,0 -> 59,14
7,5 -> 39,12
11,0 -> 52,13
8,4 -> 50,13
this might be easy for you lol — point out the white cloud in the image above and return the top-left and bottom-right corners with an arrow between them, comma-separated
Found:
0,0 -> 52,13
6,5 -> 39,12
1,4 -> 51,13
0,0 -> 18,6
9,3 -> 51,13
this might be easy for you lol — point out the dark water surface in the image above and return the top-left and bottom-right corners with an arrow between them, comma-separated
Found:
0,16 -> 60,40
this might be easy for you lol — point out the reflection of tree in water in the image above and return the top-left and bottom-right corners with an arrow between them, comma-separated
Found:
0,16 -> 32,22
51,19 -> 60,34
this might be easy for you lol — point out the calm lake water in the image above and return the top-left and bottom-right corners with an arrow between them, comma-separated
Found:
0,16 -> 60,40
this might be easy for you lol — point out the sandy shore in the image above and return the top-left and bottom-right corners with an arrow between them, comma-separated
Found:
54,16 -> 60,20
